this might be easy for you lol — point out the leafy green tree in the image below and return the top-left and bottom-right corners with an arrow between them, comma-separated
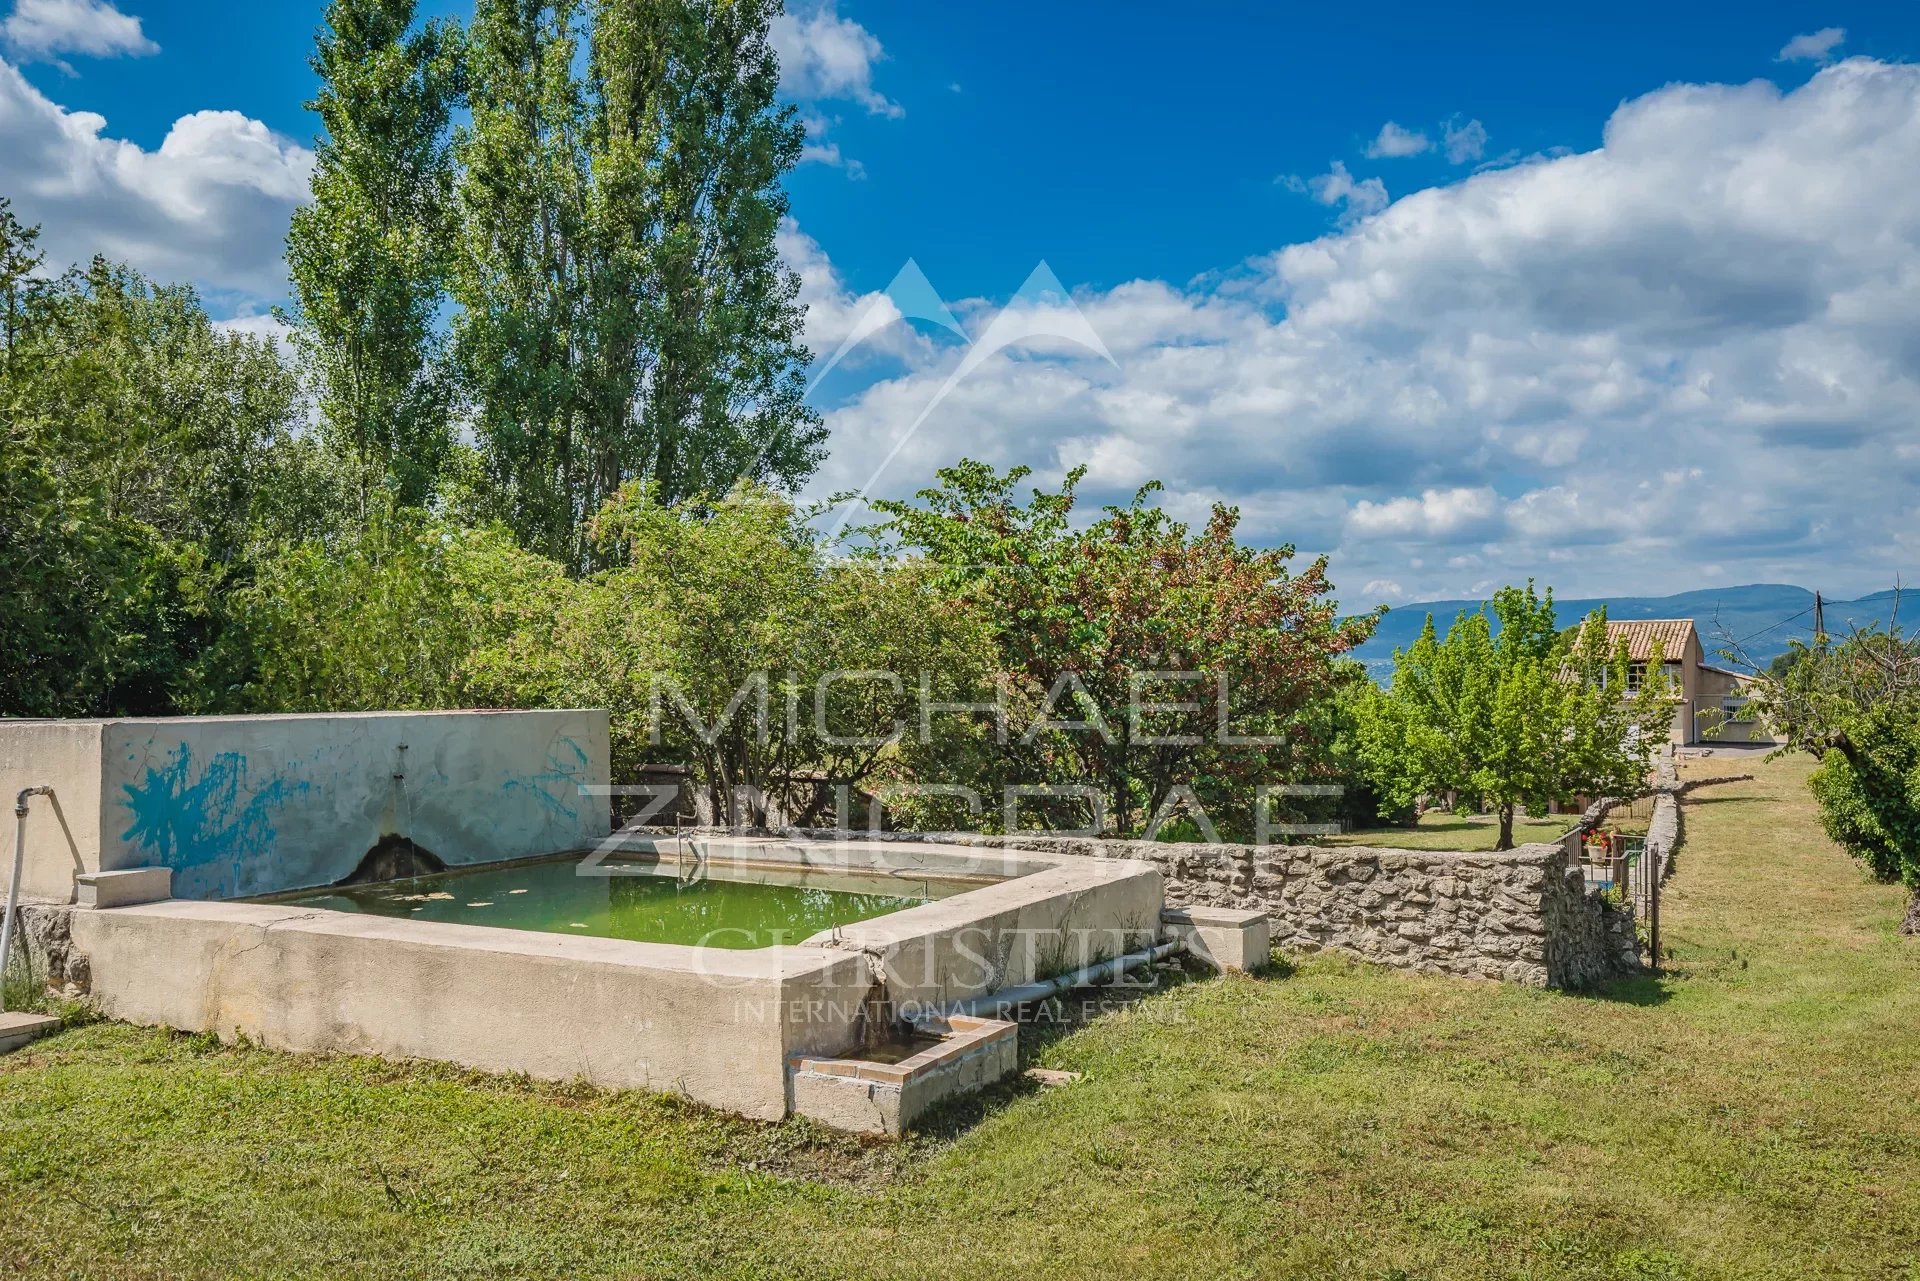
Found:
451,0 -> 820,566
287,0 -> 463,511
0,196 -> 50,368
232,480 -> 991,815
868,460 -> 1378,838
230,500 -> 577,715
1750,627 -> 1920,932
0,212 -> 317,716
1353,583 -> 1672,849
591,482 -> 992,824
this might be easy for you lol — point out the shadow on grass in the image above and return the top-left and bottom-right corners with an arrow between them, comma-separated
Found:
1573,971 -> 1675,1006
911,955 -> 1268,1141
1012,954 -> 1217,1061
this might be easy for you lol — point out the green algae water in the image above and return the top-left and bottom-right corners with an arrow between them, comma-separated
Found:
274,855 -> 965,949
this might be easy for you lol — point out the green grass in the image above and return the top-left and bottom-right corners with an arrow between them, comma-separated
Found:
4,754 -> 1919,1279
1320,808 -> 1575,850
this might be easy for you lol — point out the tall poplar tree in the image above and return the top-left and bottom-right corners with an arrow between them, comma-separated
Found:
287,0 -> 462,511
452,0 -> 821,567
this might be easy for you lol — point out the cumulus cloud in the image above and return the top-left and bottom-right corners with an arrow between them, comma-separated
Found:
1365,121 -> 1430,158
1288,160 -> 1389,223
1442,116 -> 1488,163
1777,28 -> 1845,63
1348,487 -> 1502,539
0,59 -> 310,298
804,59 -> 1920,600
2,0 -> 155,63
778,216 -> 933,367
770,2 -> 900,117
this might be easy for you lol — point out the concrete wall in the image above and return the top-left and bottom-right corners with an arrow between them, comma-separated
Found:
1694,666 -> 1773,744
25,836 -> 1161,1120
59,899 -> 872,1121
4,710 -> 612,902
811,860 -> 1163,1013
1,721 -> 106,902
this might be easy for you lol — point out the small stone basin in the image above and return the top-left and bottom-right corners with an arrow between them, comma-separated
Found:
788,1015 -> 1017,1135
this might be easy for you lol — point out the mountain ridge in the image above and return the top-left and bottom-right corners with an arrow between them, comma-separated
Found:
1350,584 -> 1911,677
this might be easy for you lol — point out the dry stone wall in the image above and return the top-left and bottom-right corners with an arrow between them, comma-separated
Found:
770,828 -> 1641,989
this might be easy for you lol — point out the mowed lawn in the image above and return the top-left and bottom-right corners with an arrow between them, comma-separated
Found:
4,754 -> 1918,1280
1321,810 -> 1574,851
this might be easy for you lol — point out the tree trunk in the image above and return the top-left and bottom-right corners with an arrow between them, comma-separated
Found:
1495,804 -> 1515,851
1902,887 -> 1920,937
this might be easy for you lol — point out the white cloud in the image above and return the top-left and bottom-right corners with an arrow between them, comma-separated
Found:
0,57 -> 310,298
2,0 -> 155,62
1290,160 -> 1388,223
1348,487 -> 1502,539
797,110 -> 865,178
777,216 -> 927,365
804,59 -> 1920,600
1366,121 -> 1430,158
1777,28 -> 1845,63
770,3 -> 900,118
1442,117 -> 1488,163
213,310 -> 292,355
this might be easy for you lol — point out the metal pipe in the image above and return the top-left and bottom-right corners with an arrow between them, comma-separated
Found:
935,938 -> 1187,1022
3,785 -> 52,1013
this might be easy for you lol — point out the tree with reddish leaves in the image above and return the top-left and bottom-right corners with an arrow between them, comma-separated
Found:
869,460 -> 1379,839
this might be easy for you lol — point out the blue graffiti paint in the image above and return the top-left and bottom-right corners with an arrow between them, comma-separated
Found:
119,743 -> 306,873
500,736 -> 590,824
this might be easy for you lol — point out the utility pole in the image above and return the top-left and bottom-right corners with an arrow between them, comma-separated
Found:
1814,591 -> 1826,646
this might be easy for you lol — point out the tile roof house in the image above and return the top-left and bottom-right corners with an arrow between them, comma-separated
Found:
1601,619 -> 1772,746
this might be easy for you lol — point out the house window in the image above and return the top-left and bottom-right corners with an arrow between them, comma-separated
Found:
1626,662 -> 1647,691
1723,698 -> 1751,723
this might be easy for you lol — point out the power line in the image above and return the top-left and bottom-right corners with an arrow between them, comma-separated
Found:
1726,605 -> 1814,651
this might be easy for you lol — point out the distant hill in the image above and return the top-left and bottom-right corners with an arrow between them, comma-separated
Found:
1350,585 -> 1911,680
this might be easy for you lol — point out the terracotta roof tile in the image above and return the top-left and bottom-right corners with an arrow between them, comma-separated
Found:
1602,619 -> 1697,662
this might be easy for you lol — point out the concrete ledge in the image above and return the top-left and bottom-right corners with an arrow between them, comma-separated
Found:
625,833 -> 1167,1014
0,1010 -> 60,1054
1161,905 -> 1271,972
75,867 -> 172,909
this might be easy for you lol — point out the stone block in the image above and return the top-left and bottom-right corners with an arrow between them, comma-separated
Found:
1161,906 -> 1271,972
74,867 -> 172,909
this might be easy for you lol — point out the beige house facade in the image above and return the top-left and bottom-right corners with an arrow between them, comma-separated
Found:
1602,619 -> 1773,746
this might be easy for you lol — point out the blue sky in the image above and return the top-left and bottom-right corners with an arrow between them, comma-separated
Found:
4,1 -> 1919,604
21,2 -> 1912,301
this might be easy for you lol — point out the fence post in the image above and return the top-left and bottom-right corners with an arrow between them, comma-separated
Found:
1648,844 -> 1661,973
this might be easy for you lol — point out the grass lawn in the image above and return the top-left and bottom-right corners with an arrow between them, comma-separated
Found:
5,753 -> 1919,1279
1320,809 -> 1575,850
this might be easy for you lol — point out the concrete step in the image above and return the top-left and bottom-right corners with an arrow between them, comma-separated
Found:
0,1010 -> 60,1054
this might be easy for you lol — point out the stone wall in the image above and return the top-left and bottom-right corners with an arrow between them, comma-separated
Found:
1646,750 -> 1682,879
768,828 -> 1641,989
